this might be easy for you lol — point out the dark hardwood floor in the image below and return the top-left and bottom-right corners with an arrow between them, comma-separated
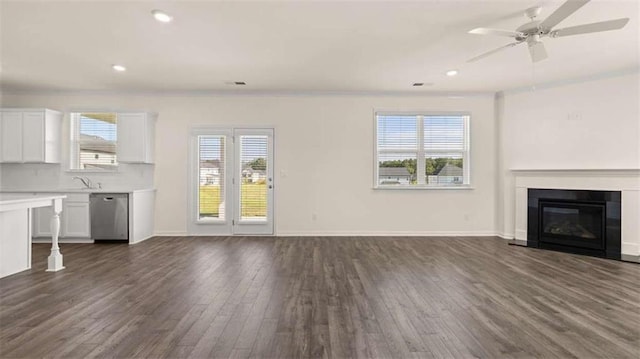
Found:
0,236 -> 638,358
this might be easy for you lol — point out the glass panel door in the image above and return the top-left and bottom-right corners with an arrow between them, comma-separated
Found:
189,127 -> 273,236
234,129 -> 274,235
198,135 -> 226,221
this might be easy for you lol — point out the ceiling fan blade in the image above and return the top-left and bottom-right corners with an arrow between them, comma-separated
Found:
469,27 -> 524,37
551,18 -> 629,37
528,41 -> 548,63
467,42 -> 522,63
539,0 -> 590,30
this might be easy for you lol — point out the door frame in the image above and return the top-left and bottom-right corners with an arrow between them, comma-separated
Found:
187,125 -> 275,236
233,128 -> 275,235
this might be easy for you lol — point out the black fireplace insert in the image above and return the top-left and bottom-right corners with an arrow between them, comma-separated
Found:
528,189 -> 621,259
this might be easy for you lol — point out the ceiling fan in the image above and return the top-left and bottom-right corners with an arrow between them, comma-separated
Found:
467,0 -> 630,63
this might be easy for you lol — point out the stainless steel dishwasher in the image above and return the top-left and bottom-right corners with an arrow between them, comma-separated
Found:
90,193 -> 129,241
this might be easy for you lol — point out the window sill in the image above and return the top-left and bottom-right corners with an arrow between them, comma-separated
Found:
373,185 -> 474,190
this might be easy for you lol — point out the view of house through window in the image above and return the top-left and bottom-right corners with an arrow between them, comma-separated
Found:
199,136 -> 226,220
376,113 -> 469,187
70,112 -> 118,170
239,135 -> 268,221
197,134 -> 269,221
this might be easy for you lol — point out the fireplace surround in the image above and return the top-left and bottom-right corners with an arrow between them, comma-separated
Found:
528,188 -> 621,259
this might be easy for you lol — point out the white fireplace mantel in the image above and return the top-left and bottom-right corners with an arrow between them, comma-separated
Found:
510,169 -> 640,262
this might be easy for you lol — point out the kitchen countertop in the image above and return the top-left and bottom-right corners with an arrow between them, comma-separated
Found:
0,188 -> 156,194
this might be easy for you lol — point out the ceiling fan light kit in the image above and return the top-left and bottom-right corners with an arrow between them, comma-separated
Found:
467,0 -> 629,63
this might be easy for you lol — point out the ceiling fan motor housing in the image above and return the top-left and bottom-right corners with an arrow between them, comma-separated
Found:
516,21 -> 549,41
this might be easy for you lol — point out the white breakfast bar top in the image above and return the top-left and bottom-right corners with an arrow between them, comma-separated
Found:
0,193 -> 67,211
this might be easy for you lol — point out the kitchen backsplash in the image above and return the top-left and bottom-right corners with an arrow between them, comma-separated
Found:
0,163 -> 154,190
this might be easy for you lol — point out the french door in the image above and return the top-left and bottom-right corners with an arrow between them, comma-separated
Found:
189,127 -> 274,235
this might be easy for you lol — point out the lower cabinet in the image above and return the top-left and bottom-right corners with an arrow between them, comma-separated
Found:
33,193 -> 90,239
62,202 -> 91,238
33,205 -> 55,237
31,190 -> 154,243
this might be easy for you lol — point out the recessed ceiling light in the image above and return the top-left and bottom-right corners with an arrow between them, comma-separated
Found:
112,64 -> 126,72
151,9 -> 173,23
446,69 -> 459,77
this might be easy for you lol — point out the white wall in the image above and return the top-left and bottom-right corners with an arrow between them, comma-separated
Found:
498,72 -> 640,238
503,72 -> 640,170
1,92 -> 497,236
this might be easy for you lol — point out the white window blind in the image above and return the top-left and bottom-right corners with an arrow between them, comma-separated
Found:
70,112 -> 118,170
198,136 -> 226,220
239,135 -> 268,221
376,113 -> 470,188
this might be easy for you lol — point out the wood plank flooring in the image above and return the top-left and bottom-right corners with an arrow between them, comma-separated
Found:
1,236 -> 638,358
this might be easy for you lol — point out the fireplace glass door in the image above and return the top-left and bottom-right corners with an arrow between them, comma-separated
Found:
539,201 -> 605,250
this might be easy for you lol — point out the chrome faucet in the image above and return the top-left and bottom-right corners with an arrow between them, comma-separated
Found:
72,176 -> 93,189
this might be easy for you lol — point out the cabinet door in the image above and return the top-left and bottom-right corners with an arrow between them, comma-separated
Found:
63,202 -> 91,238
33,206 -> 56,237
146,116 -> 156,163
22,111 -> 46,162
117,113 -> 147,163
0,111 -> 23,162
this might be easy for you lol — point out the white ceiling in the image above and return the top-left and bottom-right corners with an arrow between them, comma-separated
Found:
1,0 -> 637,93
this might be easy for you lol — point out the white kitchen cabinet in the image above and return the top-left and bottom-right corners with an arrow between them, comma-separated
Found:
63,202 -> 91,238
0,109 -> 62,163
33,193 -> 90,239
117,112 -> 156,164
0,111 -> 23,162
33,205 -> 55,237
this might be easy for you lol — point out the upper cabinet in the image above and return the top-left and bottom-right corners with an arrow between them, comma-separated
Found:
0,108 -> 62,163
117,112 -> 156,164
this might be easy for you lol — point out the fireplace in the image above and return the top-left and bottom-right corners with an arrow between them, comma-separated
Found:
528,189 -> 621,259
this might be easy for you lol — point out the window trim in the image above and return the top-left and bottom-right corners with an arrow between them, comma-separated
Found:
373,111 -> 471,190
69,111 -> 119,172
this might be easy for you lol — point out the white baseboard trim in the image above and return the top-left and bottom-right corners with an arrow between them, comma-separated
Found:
129,234 -> 155,245
275,231 -> 500,237
154,231 -> 512,238
621,242 -> 640,257
507,238 -> 528,246
32,238 -> 94,244
156,231 -> 503,238
154,231 -> 188,236
496,232 -> 515,240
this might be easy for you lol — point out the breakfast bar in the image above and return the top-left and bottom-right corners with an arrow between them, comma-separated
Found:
0,193 -> 66,278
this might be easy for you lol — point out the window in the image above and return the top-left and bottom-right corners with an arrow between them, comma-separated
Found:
70,112 -> 118,170
198,135 -> 226,220
375,113 -> 470,188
